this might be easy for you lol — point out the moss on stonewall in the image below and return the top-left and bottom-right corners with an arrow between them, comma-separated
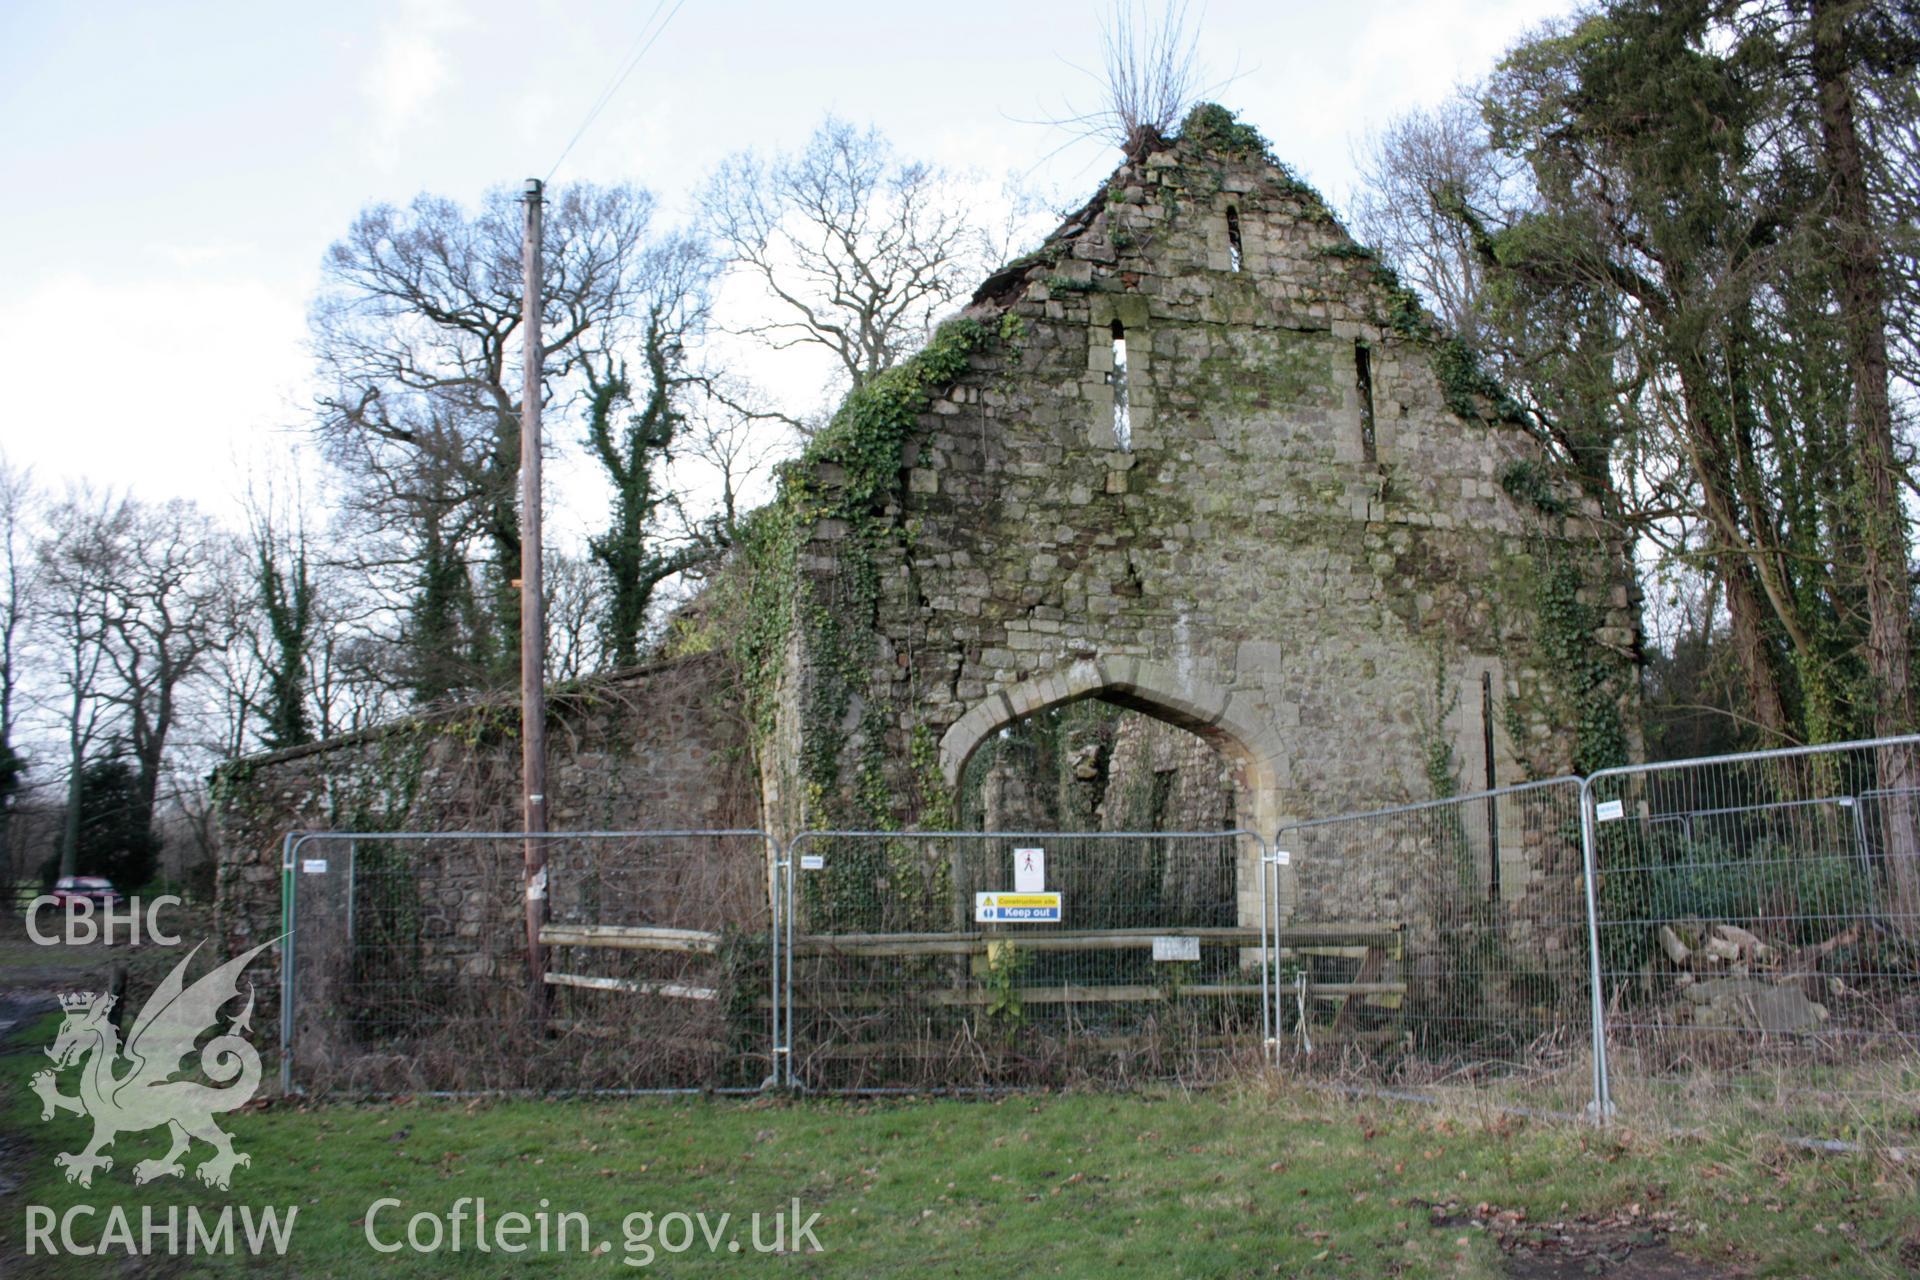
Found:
1178,103 -> 1272,160
1189,325 -> 1337,413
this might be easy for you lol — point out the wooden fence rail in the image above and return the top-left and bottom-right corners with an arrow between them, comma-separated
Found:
539,921 -> 1410,1014
539,922 -> 1403,957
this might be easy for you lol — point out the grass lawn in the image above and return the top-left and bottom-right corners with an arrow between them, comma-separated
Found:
3,1008 -> 1916,1280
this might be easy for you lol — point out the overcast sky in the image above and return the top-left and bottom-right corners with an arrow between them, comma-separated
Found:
0,0 -> 1577,521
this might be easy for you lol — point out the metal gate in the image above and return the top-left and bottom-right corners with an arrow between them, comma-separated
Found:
775,829 -> 1269,1090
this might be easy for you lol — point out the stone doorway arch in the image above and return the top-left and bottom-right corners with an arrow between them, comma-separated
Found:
937,656 -> 1287,929
937,655 -> 1286,839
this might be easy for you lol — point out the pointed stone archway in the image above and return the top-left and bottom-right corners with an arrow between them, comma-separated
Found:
938,655 -> 1285,838
938,656 -> 1286,929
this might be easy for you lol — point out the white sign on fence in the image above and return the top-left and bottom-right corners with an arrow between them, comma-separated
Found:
1595,799 -> 1626,822
799,854 -> 825,871
1013,847 -> 1045,893
301,859 -> 327,874
1151,935 -> 1200,962
974,892 -> 1062,923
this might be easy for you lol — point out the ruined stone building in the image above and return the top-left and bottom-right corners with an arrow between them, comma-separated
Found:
216,106 -> 1637,965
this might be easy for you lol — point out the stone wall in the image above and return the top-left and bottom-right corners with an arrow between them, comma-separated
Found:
769,110 -> 1640,942
212,652 -> 760,1011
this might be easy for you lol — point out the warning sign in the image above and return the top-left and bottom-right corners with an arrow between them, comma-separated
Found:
1151,935 -> 1200,962
974,892 -> 1063,923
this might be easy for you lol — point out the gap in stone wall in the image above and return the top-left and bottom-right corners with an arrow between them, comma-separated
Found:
957,700 -> 1241,834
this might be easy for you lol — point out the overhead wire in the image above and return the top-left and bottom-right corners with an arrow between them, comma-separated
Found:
543,0 -> 689,184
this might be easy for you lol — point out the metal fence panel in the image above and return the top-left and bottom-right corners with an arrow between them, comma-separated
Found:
1272,779 -> 1597,1116
781,830 -> 1269,1090
281,831 -> 776,1095
262,738 -> 1920,1129
1583,737 -> 1920,1140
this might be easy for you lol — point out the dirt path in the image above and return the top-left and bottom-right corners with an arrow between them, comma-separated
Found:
1421,1198 -> 1748,1279
0,909 -> 214,1277
0,908 -> 215,1194
0,912 -> 126,1202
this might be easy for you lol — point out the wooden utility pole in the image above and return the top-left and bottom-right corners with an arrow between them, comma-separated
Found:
520,177 -> 550,1019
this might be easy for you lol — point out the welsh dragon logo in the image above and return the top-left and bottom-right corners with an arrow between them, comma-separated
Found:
31,939 -> 275,1190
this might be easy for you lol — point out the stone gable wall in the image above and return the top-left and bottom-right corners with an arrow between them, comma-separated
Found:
777,131 -> 1639,940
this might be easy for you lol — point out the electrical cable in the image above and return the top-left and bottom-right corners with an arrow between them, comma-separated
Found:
543,0 -> 689,184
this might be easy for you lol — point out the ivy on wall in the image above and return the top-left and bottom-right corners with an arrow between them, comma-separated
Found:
708,316 -> 998,837
1532,545 -> 1631,775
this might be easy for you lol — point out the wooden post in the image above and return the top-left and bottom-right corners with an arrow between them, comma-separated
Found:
520,177 -> 550,1020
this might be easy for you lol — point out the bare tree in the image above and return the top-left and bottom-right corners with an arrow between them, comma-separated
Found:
208,613 -> 268,763
702,118 -> 1000,415
0,456 -> 38,883
32,490 -> 243,878
1352,95 -> 1519,342
543,549 -> 607,682
96,499 -> 241,832
35,489 -> 127,878
312,182 -> 662,687
673,383 -> 791,545
306,576 -> 403,738
1044,1 -> 1207,157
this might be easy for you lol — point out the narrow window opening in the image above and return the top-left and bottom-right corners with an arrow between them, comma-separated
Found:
1482,670 -> 1501,901
1226,206 -> 1243,272
1354,341 -> 1376,462
1108,319 -> 1132,450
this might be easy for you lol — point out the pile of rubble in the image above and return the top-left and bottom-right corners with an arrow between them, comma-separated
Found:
1653,920 -> 1858,1034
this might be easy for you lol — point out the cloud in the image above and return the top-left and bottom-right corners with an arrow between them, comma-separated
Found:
149,241 -> 258,270
0,270 -> 311,514
359,0 -> 470,168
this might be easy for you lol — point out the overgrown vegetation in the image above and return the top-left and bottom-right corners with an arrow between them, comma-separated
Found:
1529,547 -> 1630,777
1355,0 -> 1920,760
1176,102 -> 1270,160
5,1028 -> 1914,1277
715,316 -> 998,842
1496,458 -> 1571,518
1596,827 -> 1881,979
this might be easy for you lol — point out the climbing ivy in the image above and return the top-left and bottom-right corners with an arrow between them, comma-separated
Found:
1418,657 -> 1463,802
712,317 -> 1000,832
909,725 -> 955,831
806,317 -> 991,508
1497,458 -> 1572,517
1433,337 -> 1530,427
1530,544 -> 1630,775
